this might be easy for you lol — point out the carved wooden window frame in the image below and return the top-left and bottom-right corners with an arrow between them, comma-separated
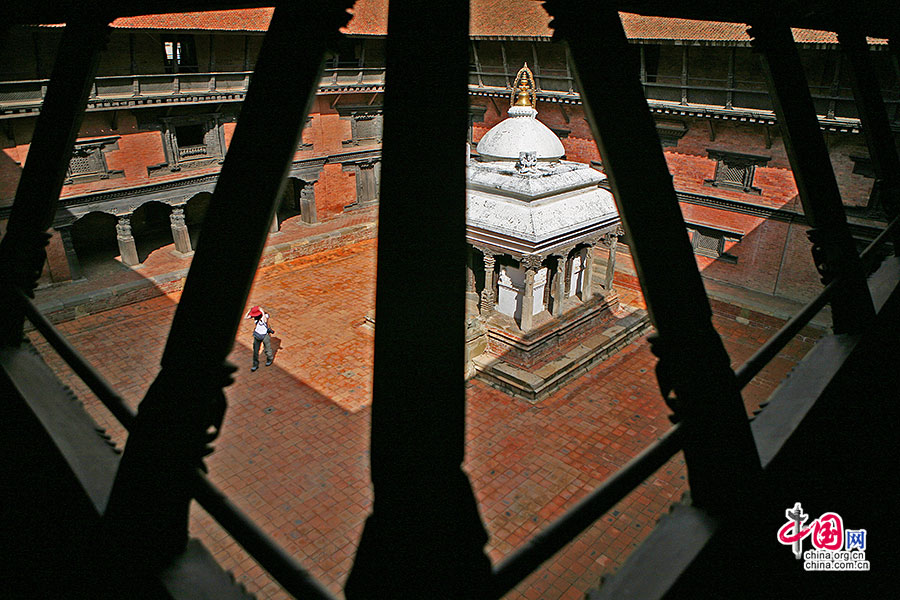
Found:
336,105 -> 384,147
152,114 -> 226,174
687,224 -> 740,263
64,136 -> 124,185
655,119 -> 688,147
161,34 -> 199,74
297,116 -> 314,151
705,148 -> 770,194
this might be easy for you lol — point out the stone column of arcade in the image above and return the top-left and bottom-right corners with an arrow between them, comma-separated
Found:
581,245 -> 595,300
299,182 -> 318,224
480,251 -> 496,314
520,265 -> 538,331
604,232 -> 619,291
57,225 -> 82,280
465,259 -> 478,314
169,206 -> 193,255
116,215 -> 140,266
551,253 -> 567,316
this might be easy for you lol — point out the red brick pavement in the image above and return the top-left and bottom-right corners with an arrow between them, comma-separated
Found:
32,205 -> 379,320
28,237 -> 821,599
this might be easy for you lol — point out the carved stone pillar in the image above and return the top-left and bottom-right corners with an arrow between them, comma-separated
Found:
479,251 -> 496,314
465,255 -> 479,316
116,215 -> 140,266
551,254 -> 566,317
358,160 -> 379,204
520,266 -> 538,332
169,207 -> 193,254
582,245 -> 595,300
164,126 -> 181,172
57,225 -> 82,280
299,182 -> 318,224
343,160 -> 380,209
604,231 -> 619,291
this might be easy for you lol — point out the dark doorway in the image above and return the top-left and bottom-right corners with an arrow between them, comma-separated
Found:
70,211 -> 119,277
185,192 -> 212,247
130,201 -> 172,263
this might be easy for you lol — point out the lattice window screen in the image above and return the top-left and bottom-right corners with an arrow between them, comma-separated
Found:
68,154 -> 95,176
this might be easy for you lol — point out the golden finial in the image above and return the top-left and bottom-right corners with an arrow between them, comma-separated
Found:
510,63 -> 536,108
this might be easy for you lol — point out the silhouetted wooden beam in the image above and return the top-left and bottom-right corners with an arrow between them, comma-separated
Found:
749,18 -> 877,333
839,27 -> 900,239
0,20 -> 109,346
543,0 -> 761,516
346,0 -> 492,597
103,0 -> 353,576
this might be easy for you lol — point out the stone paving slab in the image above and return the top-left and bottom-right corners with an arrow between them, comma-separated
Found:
27,237 -> 820,599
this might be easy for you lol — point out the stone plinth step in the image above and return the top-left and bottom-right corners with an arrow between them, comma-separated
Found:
473,308 -> 652,402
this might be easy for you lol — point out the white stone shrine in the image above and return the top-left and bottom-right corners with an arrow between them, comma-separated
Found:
466,64 -> 622,334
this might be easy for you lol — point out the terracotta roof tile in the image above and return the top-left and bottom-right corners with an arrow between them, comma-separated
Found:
342,0 -> 388,35
110,8 -> 274,32
620,13 -> 887,45
619,13 -> 749,41
42,1 -> 887,45
468,0 -> 552,38
342,0 -> 551,37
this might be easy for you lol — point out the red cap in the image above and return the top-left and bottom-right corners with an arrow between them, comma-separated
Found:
248,306 -> 262,318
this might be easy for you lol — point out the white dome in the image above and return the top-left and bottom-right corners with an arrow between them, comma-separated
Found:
476,106 -> 565,161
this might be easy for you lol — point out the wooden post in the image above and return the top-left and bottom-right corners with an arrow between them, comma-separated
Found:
839,27 -> 900,241
346,0 -> 492,596
749,18 -> 876,333
520,267 -> 537,331
543,0 -> 762,515
115,216 -> 140,266
102,2 -> 354,571
0,20 -> 109,346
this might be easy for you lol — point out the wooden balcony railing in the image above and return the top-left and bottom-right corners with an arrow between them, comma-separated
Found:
0,67 -> 387,113
2,65 -> 898,125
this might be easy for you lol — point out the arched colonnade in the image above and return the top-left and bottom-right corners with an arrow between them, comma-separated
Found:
468,227 -> 623,332
55,177 -> 315,278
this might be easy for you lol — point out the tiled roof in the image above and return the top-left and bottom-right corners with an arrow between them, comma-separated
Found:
467,0 -> 553,38
44,1 -> 887,45
621,13 -> 887,45
620,13 -> 749,41
344,0 -> 552,37
110,8 -> 274,32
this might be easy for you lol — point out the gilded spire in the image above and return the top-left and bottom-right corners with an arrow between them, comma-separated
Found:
510,63 -> 536,108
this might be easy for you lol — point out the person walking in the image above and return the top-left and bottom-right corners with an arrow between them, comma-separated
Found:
246,305 -> 275,371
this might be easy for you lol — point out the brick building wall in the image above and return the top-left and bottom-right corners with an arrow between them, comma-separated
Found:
471,93 -> 878,305
1,23 -> 894,312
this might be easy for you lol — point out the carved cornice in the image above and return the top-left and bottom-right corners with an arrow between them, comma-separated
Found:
597,181 -> 886,243
319,85 -> 385,96
57,173 -> 220,210
331,148 -> 382,166
521,254 -> 545,270
334,104 -> 384,117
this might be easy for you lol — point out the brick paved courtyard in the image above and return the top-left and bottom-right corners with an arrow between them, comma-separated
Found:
28,234 -> 821,599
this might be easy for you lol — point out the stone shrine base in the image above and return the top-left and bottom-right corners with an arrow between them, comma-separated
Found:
472,293 -> 652,402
